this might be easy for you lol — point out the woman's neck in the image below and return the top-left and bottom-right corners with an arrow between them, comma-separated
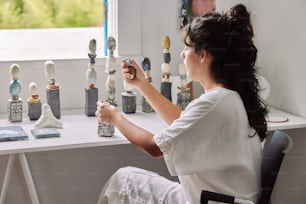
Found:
200,79 -> 226,91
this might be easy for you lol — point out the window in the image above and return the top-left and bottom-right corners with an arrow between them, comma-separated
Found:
0,0 -> 104,61
0,0 -> 142,112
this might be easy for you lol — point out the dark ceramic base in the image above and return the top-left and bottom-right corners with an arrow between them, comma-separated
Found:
28,102 -> 42,120
46,88 -> 61,119
122,92 -> 136,114
85,88 -> 98,116
161,82 -> 172,102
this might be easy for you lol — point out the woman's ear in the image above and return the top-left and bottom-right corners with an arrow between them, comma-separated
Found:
200,50 -> 207,63
200,49 -> 212,65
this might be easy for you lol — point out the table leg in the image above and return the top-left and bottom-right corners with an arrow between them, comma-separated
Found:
0,154 -> 16,204
18,153 -> 40,204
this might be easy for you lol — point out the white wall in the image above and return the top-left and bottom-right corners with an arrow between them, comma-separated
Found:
251,0 -> 306,118
250,1 -> 306,203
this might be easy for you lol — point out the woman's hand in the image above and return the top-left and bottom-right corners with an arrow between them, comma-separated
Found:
96,101 -> 119,124
121,58 -> 147,90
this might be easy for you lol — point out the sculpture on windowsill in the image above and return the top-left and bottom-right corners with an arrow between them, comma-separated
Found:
44,60 -> 61,119
121,58 -> 136,114
105,36 -> 117,106
98,36 -> 117,137
141,57 -> 154,113
8,64 -> 23,122
176,64 -> 191,110
161,36 -> 172,101
85,39 -> 99,116
27,82 -> 42,120
34,103 -> 63,129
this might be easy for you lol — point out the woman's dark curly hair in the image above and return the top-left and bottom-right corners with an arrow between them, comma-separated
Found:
183,4 -> 267,141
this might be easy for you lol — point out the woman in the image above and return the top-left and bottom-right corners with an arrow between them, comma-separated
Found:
96,4 -> 267,204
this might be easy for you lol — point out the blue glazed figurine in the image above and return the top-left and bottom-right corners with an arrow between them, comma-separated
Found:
141,57 -> 154,113
8,64 -> 23,122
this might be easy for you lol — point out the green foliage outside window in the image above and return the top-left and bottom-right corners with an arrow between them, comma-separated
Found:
0,0 -> 103,29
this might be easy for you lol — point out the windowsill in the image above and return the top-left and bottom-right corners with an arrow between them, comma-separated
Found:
0,27 -> 105,62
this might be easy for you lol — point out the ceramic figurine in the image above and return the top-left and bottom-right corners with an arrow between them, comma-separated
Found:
34,103 -> 63,129
8,64 -> 23,122
44,60 -> 61,119
85,39 -> 99,116
177,64 -> 191,110
27,82 -> 42,120
105,36 -> 117,106
141,57 -> 154,113
98,36 -> 117,137
121,58 -> 136,114
161,36 -> 172,101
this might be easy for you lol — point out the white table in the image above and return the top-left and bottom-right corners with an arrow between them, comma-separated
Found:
266,107 -> 306,131
0,107 -> 305,204
0,110 -> 167,204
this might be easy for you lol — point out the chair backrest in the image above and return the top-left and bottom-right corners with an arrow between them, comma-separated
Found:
259,130 -> 293,204
200,130 -> 292,204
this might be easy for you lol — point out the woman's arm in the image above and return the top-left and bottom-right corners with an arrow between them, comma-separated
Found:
96,101 -> 163,157
122,59 -> 181,124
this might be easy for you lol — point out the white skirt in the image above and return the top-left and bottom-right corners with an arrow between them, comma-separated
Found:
97,166 -> 188,204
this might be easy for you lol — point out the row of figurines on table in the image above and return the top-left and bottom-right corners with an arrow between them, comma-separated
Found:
6,36 -> 192,137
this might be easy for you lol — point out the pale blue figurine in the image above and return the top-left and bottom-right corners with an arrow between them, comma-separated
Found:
9,64 -> 21,100
8,64 -> 23,122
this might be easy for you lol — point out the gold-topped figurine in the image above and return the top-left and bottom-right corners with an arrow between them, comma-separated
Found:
27,82 -> 42,120
161,36 -> 172,101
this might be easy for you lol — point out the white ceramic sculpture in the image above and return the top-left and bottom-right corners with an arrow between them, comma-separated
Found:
34,103 -> 63,128
87,39 -> 97,88
105,36 -> 117,104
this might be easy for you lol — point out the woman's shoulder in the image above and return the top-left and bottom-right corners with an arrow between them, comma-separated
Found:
200,87 -> 238,100
184,87 -> 234,112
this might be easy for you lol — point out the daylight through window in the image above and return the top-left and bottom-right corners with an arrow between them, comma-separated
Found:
0,0 -> 104,61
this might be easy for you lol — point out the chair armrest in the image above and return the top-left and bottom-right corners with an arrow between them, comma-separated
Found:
200,190 -> 255,204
